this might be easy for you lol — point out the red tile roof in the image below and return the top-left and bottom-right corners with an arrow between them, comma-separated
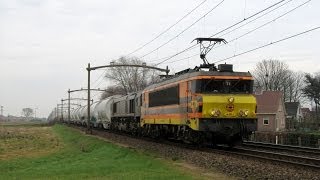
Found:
255,91 -> 283,113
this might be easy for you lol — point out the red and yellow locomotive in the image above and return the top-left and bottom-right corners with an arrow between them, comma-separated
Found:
141,64 -> 257,144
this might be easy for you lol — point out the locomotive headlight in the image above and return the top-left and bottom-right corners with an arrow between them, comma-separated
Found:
210,109 -> 221,117
244,110 -> 249,116
228,97 -> 234,103
210,110 -> 216,116
239,110 -> 249,117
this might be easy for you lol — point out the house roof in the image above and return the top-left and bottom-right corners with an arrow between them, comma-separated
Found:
285,102 -> 299,116
255,91 -> 283,113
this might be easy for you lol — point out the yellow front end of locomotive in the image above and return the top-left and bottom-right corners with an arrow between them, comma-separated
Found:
201,94 -> 256,119
187,94 -> 257,131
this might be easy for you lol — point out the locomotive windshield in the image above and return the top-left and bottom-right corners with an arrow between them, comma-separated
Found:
193,79 -> 253,94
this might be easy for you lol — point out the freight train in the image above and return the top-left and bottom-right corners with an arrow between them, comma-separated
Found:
49,63 -> 257,146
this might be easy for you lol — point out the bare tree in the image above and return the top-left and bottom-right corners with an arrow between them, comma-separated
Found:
100,85 -> 126,100
22,108 -> 33,118
253,59 -> 290,91
104,56 -> 161,94
253,59 -> 306,102
285,71 -> 305,102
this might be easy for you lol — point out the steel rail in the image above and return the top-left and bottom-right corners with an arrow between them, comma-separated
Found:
242,141 -> 320,156
230,147 -> 320,169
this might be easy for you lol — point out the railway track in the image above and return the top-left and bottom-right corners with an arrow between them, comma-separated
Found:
228,146 -> 320,169
71,124 -> 320,169
242,141 -> 320,157
227,141 -> 320,169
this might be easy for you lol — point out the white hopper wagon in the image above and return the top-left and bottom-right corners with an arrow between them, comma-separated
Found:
93,95 -> 122,129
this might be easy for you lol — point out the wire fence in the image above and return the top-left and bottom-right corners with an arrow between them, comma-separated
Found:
250,131 -> 320,148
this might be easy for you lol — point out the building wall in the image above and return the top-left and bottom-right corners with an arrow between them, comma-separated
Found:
257,114 -> 276,132
276,100 -> 286,131
296,105 -> 303,122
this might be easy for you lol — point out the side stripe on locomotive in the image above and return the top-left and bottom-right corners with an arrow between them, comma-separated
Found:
141,93 -> 256,131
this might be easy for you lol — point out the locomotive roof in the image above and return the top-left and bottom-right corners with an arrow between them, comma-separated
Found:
144,70 -> 253,91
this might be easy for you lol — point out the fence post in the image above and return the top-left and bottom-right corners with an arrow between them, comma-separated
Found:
276,135 -> 278,145
318,139 -> 320,149
254,133 -> 257,142
298,137 -> 302,146
250,133 -> 254,141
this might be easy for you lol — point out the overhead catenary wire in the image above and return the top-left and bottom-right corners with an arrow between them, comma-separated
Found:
167,53 -> 199,64
88,25 -> 319,91
208,0 -> 312,52
89,1 -> 209,88
154,0 -> 288,66
216,0 -> 295,39
165,0 -> 302,65
139,0 -> 225,59
126,0 -> 208,56
91,72 -> 105,87
91,92 -> 102,99
208,0 -> 287,38
89,0 -> 290,88
155,45 -> 197,65
167,1 -> 311,66
214,26 -> 320,63
91,0 -> 285,87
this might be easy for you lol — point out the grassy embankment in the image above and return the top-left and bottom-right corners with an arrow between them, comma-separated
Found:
0,124 -> 196,179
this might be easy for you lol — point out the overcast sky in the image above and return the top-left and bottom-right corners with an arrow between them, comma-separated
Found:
0,0 -> 319,118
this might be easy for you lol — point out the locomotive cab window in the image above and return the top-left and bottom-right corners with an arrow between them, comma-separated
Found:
194,79 -> 253,94
149,85 -> 179,107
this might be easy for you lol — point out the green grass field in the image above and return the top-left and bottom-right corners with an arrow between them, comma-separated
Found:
0,124 -> 203,179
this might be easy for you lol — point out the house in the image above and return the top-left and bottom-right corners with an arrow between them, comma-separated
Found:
301,108 -> 311,117
285,102 -> 303,121
285,102 -> 303,130
301,107 -> 313,123
301,107 -> 319,129
255,91 -> 286,132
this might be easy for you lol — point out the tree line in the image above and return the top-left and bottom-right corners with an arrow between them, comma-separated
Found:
100,56 -> 160,99
253,59 -> 320,112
